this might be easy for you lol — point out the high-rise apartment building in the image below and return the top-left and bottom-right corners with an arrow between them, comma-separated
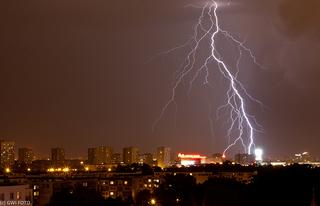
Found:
88,147 -> 98,164
51,148 -> 65,166
123,147 -> 139,165
0,140 -> 15,168
111,153 -> 121,164
139,153 -> 153,166
18,148 -> 34,165
87,146 -> 113,164
156,146 -> 171,168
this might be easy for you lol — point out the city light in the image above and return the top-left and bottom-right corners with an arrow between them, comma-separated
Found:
48,168 -> 54,172
178,153 -> 207,166
150,198 -> 156,205
178,153 -> 206,159
63,168 -> 69,172
5,168 -> 10,173
254,148 -> 263,161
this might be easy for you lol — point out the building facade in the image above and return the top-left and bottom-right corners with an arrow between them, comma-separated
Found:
51,148 -> 65,166
139,153 -> 153,166
18,148 -> 34,165
156,147 -> 171,168
123,147 -> 139,165
0,184 -> 32,205
88,146 -> 113,165
0,140 -> 15,168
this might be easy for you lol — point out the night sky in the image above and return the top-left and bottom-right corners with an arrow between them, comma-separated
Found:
0,0 -> 319,159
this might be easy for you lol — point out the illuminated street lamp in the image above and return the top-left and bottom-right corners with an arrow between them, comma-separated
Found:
150,198 -> 156,205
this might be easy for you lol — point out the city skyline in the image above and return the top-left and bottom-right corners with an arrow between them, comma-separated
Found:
1,139 -> 318,163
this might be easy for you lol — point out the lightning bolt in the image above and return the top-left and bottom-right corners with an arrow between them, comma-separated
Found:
153,0 -> 263,156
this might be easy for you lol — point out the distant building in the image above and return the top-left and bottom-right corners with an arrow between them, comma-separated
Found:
234,153 -> 255,165
178,153 -> 206,166
111,153 -> 121,164
18,148 -> 34,165
212,153 -> 223,163
293,152 -> 313,163
88,147 -> 98,164
51,148 -> 65,166
123,147 -> 139,164
87,146 -> 113,164
156,147 -> 171,168
31,160 -> 52,172
139,153 -> 153,166
0,140 -> 15,168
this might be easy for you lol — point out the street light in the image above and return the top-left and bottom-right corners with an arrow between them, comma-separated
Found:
150,198 -> 156,205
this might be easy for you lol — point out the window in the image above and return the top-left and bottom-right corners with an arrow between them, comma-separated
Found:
110,181 -> 114,185
33,191 -> 39,197
16,192 -> 20,200
10,193 -> 14,200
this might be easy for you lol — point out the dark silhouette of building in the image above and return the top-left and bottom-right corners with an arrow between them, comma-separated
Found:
51,148 -> 65,166
87,146 -> 113,164
18,148 -> 34,165
123,147 -> 139,164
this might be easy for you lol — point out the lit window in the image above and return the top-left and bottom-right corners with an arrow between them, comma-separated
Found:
110,181 -> 114,185
16,192 -> 20,200
34,191 -> 39,196
110,192 -> 114,196
124,181 -> 128,185
148,179 -> 152,182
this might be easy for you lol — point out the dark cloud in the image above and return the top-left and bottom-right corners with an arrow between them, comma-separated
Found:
278,0 -> 320,39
